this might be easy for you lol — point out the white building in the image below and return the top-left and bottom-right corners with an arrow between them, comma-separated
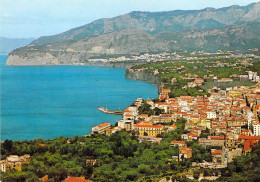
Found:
207,111 -> 217,119
253,123 -> 260,136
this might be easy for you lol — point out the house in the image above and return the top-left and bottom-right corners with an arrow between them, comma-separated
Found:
170,140 -> 186,148
198,138 -> 213,146
91,122 -> 111,134
181,134 -> 189,140
179,147 -> 192,161
243,140 -> 258,153
124,120 -> 134,131
211,149 -> 222,164
167,124 -> 176,132
208,136 -> 225,146
207,111 -> 216,119
187,132 -> 198,141
150,114 -> 176,124
194,78 -> 204,86
0,154 -> 30,172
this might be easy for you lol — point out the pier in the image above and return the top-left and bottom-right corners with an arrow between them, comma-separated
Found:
98,107 -> 123,115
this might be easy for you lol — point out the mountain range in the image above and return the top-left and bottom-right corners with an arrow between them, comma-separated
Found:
0,37 -> 35,54
6,2 -> 260,65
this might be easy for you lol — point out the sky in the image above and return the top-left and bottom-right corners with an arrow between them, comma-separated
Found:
0,0 -> 259,38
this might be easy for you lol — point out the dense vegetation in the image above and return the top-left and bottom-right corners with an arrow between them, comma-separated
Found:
1,119 -> 211,182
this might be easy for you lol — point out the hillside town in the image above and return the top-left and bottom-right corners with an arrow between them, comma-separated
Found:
91,81 -> 260,177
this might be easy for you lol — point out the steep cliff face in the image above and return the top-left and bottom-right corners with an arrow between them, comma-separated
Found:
125,70 -> 160,85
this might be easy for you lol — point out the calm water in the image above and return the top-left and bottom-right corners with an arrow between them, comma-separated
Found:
0,55 -> 158,141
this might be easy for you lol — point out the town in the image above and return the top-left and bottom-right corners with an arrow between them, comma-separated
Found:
91,82 -> 260,180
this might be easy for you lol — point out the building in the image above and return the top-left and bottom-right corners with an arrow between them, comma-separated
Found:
207,111 -> 217,119
211,149 -> 222,164
253,123 -> 260,136
179,147 -> 192,161
0,154 -> 30,172
170,140 -> 186,148
134,122 -> 164,137
159,89 -> 171,100
125,120 -> 134,131
194,78 -> 204,86
138,136 -> 162,143
91,122 -> 111,134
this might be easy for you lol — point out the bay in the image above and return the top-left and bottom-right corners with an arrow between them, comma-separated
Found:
0,55 -> 158,141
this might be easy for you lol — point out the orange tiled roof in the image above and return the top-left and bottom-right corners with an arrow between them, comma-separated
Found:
211,150 -> 222,155
209,136 -> 225,140
98,122 -> 110,128
171,140 -> 185,144
63,177 -> 90,182
239,135 -> 260,140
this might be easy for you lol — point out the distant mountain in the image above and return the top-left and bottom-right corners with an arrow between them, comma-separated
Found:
31,2 -> 260,45
0,37 -> 34,54
7,21 -> 260,65
156,21 -> 260,52
6,2 -> 260,65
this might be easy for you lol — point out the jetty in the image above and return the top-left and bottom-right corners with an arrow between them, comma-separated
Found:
98,107 -> 123,115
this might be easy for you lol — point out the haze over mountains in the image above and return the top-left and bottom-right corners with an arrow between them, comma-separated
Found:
7,2 -> 260,65
0,37 -> 34,54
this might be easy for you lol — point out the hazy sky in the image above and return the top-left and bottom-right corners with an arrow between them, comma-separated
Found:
0,0 -> 259,38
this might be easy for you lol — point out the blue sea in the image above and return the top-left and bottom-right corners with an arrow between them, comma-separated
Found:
0,55 -> 158,141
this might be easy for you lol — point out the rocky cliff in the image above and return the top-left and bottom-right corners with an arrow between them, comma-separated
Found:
125,70 -> 160,85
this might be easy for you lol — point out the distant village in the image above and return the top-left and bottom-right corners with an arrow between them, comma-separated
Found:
87,50 -> 259,63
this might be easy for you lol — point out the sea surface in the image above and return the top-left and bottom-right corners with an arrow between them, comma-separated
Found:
0,55 -> 158,141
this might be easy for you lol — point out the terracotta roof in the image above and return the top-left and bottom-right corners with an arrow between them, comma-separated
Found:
211,150 -> 222,155
135,124 -> 163,129
162,89 -> 171,93
63,177 -> 90,182
169,124 -> 176,128
179,147 -> 192,153
171,140 -> 185,144
161,114 -> 172,117
124,109 -> 132,112
98,122 -> 110,128
209,136 -> 225,140
239,135 -> 260,140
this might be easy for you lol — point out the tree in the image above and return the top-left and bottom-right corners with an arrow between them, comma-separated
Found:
3,139 -> 13,152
